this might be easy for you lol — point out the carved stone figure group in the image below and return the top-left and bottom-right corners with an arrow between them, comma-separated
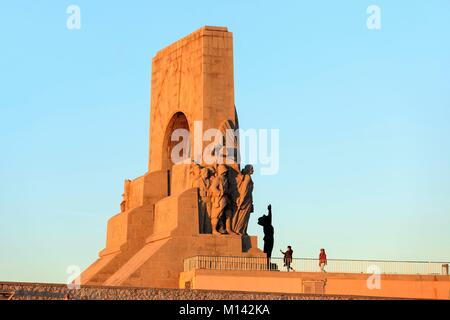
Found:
190,162 -> 254,235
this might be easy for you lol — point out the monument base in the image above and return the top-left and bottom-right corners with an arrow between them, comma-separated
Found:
103,234 -> 262,288
179,269 -> 450,300
81,187 -> 264,288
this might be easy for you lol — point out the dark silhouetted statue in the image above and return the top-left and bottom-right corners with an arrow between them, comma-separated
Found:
258,204 -> 274,269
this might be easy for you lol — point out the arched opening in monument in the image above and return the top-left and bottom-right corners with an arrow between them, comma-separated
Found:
162,112 -> 191,193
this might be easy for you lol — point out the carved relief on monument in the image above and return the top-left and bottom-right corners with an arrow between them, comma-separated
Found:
120,179 -> 131,212
210,164 -> 237,235
233,164 -> 254,235
215,119 -> 239,165
189,161 -> 254,236
190,162 -> 215,233
119,176 -> 147,213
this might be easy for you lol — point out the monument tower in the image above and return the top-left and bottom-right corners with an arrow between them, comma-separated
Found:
80,26 -> 264,288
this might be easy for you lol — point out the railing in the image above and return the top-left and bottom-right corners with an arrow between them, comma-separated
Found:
184,256 -> 450,275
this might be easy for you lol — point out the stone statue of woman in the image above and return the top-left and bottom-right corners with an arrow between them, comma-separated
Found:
232,164 -> 254,235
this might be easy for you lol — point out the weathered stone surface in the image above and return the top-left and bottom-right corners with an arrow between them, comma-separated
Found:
148,26 -> 237,173
0,282 -> 388,300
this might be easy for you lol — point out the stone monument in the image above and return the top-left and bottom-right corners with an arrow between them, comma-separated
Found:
80,26 -> 264,288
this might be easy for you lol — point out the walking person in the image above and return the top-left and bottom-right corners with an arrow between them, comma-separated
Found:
280,246 -> 294,272
319,248 -> 327,272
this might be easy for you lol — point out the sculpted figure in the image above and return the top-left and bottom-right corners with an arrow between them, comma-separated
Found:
189,162 -> 202,188
217,119 -> 239,165
120,193 -> 127,212
258,204 -> 274,269
120,179 -> 131,212
209,164 -> 237,235
190,162 -> 214,233
232,165 -> 254,235
198,167 -> 213,233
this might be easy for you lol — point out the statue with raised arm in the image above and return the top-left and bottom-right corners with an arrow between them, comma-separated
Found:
258,204 -> 274,269
232,165 -> 254,235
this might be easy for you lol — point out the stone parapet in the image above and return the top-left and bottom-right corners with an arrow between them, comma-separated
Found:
0,282 -> 388,300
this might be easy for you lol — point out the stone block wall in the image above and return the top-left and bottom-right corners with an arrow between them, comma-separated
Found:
0,282 -> 384,300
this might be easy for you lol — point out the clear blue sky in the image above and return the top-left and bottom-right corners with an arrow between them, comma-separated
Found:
1,1 -> 449,283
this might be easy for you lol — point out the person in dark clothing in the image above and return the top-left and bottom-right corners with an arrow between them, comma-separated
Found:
258,204 -> 274,270
281,246 -> 294,272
